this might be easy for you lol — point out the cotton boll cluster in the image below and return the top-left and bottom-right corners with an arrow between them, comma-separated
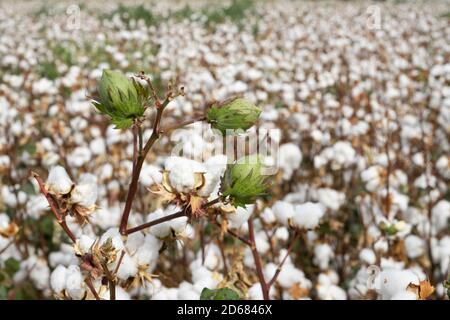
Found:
372,269 -> 422,300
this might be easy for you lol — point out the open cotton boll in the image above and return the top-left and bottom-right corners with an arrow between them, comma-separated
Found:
71,173 -> 98,208
46,165 -> 73,194
76,235 -> 96,254
359,248 -> 376,265
116,253 -> 138,280
148,206 -> 188,239
292,202 -> 324,229
140,164 -> 162,187
135,234 -> 162,267
65,265 -> 85,300
404,235 -> 425,259
374,269 -> 420,299
317,283 -> 347,300
125,232 -> 145,255
278,143 -> 302,180
248,283 -> 276,300
25,194 -> 49,219
272,201 -> 295,226
431,200 -> 450,235
100,286 -> 131,300
177,282 -> 200,300
90,205 -> 122,230
197,155 -> 228,197
390,291 -> 417,300
164,157 -> 206,193
99,228 -> 124,251
313,243 -> 334,270
50,265 -> 67,293
317,188 -> 345,211
227,205 -> 253,229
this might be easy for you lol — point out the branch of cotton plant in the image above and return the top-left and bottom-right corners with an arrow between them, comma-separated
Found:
119,97 -> 171,235
212,218 -> 251,246
267,231 -> 299,288
84,277 -> 101,300
247,217 -> 269,300
160,114 -> 206,134
32,172 -> 76,243
100,260 -> 116,300
125,198 -> 221,235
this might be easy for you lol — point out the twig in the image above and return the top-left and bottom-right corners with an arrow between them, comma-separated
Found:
247,218 -> 269,300
119,98 -> 170,235
85,277 -> 101,300
32,173 -> 76,243
126,198 -> 221,235
268,231 -> 299,288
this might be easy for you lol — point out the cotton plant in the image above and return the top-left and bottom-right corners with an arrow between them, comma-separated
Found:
28,68 -> 319,300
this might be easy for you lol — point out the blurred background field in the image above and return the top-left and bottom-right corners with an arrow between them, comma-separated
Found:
0,0 -> 449,300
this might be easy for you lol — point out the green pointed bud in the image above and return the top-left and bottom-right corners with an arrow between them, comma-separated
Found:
206,98 -> 261,135
92,70 -> 145,129
220,155 -> 270,207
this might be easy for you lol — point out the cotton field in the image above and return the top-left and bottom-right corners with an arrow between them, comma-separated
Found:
0,0 -> 449,301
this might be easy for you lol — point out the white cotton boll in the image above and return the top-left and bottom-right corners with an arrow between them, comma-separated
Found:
65,265 -> 85,300
152,287 -> 179,300
374,239 -> 388,253
25,194 -> 48,219
313,243 -> 334,270
247,283 -> 276,300
50,265 -> 67,293
99,228 -> 124,251
275,227 -> 289,241
404,235 -> 425,259
46,166 -> 73,194
71,174 -> 97,208
116,253 -> 138,280
135,234 -> 161,267
359,248 -> 376,265
436,156 -> 449,178
272,201 -> 295,226
255,233 -> 270,254
177,282 -> 200,300
90,205 -> 121,230
140,164 -> 162,187
361,166 -> 382,192
317,188 -> 345,211
261,207 -> 276,224
228,205 -> 253,229
374,269 -> 420,299
68,147 -> 92,167
164,157 -> 206,193
292,202 -> 324,229
278,143 -> 302,180
197,155 -> 227,197
76,235 -> 95,254
317,284 -> 347,300
431,200 -> 450,235
89,137 -> 106,156
390,291 -> 417,300
125,233 -> 145,255
148,206 -> 188,239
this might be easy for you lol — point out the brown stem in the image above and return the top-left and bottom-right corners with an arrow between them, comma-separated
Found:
100,261 -> 116,300
213,219 -> 252,246
267,231 -> 299,288
126,198 -> 221,235
85,277 -> 100,300
32,173 -> 76,243
247,218 -> 269,300
161,115 -> 206,134
119,99 -> 170,235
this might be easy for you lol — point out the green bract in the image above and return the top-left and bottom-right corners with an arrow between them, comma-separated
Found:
220,155 -> 269,207
92,70 -> 146,129
206,98 -> 261,135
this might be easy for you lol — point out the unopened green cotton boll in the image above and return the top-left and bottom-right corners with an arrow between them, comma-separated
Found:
206,98 -> 261,135
220,155 -> 269,207
92,70 -> 146,129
